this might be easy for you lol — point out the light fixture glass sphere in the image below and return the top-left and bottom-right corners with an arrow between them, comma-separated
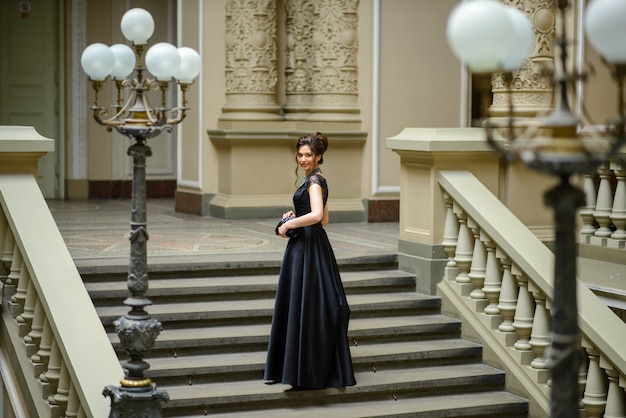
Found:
145,42 -> 181,81
120,8 -> 155,45
109,44 -> 136,79
500,6 -> 534,71
81,43 -> 114,81
446,0 -> 515,73
585,0 -> 626,64
174,47 -> 202,84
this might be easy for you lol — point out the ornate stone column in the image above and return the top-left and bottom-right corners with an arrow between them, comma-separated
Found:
285,0 -> 360,122
284,0 -> 314,120
221,0 -> 282,121
491,0 -> 555,119
490,0 -> 557,242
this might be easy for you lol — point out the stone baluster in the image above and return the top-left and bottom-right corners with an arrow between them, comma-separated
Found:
52,359 -> 70,416
16,275 -> 36,337
7,246 -> 23,316
594,161 -> 614,239
222,0 -> 282,121
481,237 -> 502,316
579,354 -> 588,412
0,212 -> 8,284
24,298 -> 44,357
32,317 -> 52,377
610,160 -> 626,243
580,172 -> 599,242
528,290 -> 550,375
453,209 -> 473,286
441,192 -> 459,280
467,220 -> 486,300
64,382 -> 80,418
604,368 -> 626,418
41,338 -> 61,400
497,255 -> 518,337
581,347 -> 607,417
512,268 -> 535,362
10,251 -> 29,315
1,227 -> 14,294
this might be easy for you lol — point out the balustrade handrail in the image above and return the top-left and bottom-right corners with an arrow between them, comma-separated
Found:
0,174 -> 122,417
438,170 -> 626,414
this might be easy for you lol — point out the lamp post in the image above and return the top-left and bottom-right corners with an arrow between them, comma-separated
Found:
80,7 -> 200,417
446,1 -> 626,417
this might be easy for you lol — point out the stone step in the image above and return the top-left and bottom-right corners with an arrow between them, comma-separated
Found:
109,314 -> 463,355
96,292 -> 441,326
85,269 -> 418,305
146,339 -> 482,385
90,257 -> 528,416
158,364 -> 519,416
78,253 -> 399,281
200,391 -> 528,418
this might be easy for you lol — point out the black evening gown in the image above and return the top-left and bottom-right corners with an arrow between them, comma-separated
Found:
264,172 -> 356,389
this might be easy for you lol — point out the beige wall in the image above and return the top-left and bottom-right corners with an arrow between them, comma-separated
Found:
377,0 -> 462,191
63,0 -> 620,219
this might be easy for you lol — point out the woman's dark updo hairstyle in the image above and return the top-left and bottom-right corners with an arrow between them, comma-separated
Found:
296,132 -> 328,165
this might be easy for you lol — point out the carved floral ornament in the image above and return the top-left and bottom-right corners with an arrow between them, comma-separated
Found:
492,0 -> 556,108
225,0 -> 359,100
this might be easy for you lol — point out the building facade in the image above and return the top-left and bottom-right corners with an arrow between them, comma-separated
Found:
0,0 -> 617,223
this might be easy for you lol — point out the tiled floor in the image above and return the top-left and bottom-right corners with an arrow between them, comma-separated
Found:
47,199 -> 400,267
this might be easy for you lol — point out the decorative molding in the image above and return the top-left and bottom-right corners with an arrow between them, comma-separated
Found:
308,0 -> 360,120
222,0 -> 282,120
491,0 -> 555,117
284,0 -> 315,118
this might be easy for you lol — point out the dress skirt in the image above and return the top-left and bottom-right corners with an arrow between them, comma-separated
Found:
264,223 -> 356,388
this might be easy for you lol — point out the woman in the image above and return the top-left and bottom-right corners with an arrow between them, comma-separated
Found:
264,132 -> 356,390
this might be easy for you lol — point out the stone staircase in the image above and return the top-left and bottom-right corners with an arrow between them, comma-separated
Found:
82,257 -> 528,417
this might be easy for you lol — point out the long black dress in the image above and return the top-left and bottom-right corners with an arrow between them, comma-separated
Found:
264,171 -> 356,389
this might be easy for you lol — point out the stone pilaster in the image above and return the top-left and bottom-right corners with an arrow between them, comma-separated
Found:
285,0 -> 361,123
221,0 -> 282,121
284,0 -> 315,120
491,0 -> 555,119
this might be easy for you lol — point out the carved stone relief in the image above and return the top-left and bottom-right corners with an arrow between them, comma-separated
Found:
222,0 -> 282,119
308,0 -> 360,120
284,0 -> 315,118
491,0 -> 555,118
222,0 -> 361,122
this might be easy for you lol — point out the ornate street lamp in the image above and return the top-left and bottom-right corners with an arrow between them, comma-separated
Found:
80,7 -> 200,417
446,0 -> 625,417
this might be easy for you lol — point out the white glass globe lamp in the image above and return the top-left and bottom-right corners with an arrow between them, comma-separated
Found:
121,8 -> 155,45
81,43 -> 114,81
110,44 -> 136,80
585,0 -> 626,64
500,6 -> 534,71
174,47 -> 202,84
446,0 -> 515,73
145,42 -> 181,81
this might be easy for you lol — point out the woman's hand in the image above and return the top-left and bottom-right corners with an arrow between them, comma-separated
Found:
278,220 -> 291,238
282,210 -> 294,219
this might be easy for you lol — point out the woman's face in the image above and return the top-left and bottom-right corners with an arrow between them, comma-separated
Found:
296,145 -> 320,174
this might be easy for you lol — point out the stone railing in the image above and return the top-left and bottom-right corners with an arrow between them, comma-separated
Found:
580,156 -> 626,250
0,127 -> 121,418
437,170 -> 626,418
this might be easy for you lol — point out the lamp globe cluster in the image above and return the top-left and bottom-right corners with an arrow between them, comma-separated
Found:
446,0 -> 626,73
80,8 -> 200,84
446,0 -> 533,73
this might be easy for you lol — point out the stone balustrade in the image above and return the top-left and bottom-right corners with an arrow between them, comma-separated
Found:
0,126 -> 121,418
438,170 -> 626,417
580,155 -> 626,250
